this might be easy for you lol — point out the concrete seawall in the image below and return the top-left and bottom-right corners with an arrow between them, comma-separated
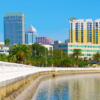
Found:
0,61 -> 100,100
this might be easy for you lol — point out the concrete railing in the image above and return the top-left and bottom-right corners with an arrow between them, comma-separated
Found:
1,61 -> 100,100
0,61 -> 52,84
0,61 -> 34,73
0,61 -> 100,84
0,61 -> 100,82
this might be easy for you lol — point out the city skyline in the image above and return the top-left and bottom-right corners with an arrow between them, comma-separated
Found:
0,0 -> 100,42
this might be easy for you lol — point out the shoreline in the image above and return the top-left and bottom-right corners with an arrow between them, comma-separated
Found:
14,69 -> 100,100
1,66 -> 100,99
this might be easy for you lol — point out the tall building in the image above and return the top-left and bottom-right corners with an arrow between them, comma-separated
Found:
36,37 -> 53,44
4,12 -> 25,44
25,25 -> 38,44
69,18 -> 100,44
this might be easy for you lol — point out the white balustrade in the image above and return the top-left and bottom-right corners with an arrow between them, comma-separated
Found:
0,61 -> 35,74
0,61 -> 100,84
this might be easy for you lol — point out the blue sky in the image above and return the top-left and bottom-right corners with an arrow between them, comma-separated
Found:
0,0 -> 100,42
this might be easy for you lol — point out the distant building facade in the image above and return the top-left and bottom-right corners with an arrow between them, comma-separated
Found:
69,18 -> 100,44
53,41 -> 67,53
4,12 -> 25,44
36,37 -> 53,44
0,42 -> 9,55
43,44 -> 53,51
25,25 -> 38,44
53,41 -> 100,59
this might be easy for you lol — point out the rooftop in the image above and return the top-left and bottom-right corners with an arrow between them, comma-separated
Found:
4,12 -> 24,17
26,25 -> 37,33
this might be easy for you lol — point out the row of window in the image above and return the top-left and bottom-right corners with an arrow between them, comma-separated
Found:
59,45 -> 67,48
82,54 -> 93,56
63,49 -> 67,52
69,54 -> 93,56
68,45 -> 100,48
0,50 -> 8,52
68,49 -> 100,52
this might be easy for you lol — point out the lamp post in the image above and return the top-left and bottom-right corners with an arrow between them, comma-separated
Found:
61,51 -> 62,59
34,48 -> 36,56
45,47 -> 47,67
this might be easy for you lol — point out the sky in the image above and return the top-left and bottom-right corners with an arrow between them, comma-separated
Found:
0,0 -> 100,43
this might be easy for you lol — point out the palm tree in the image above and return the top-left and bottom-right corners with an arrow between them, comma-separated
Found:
0,54 -> 8,62
73,49 -> 82,67
31,43 -> 46,57
84,57 -> 89,66
93,52 -> 100,64
5,39 -> 10,46
9,44 -> 31,64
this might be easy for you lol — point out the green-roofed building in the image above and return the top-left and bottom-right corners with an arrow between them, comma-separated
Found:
4,12 -> 25,44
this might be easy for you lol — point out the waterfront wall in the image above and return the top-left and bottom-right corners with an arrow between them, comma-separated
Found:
0,61 -> 100,100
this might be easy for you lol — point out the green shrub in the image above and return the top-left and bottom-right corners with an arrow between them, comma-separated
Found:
79,61 -> 85,67
89,63 -> 93,67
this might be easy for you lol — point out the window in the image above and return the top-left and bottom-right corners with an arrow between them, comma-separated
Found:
68,49 -> 72,51
82,54 -> 87,56
93,50 -> 100,52
79,45 -> 86,48
63,49 -> 67,52
59,45 -> 67,48
5,50 -> 8,52
87,54 -> 92,56
73,45 -> 78,47
59,45 -> 62,48
87,46 -> 92,48
87,50 -> 92,52
93,46 -> 100,48
0,50 -> 4,52
68,45 -> 72,47
63,45 -> 67,47
82,50 -> 87,52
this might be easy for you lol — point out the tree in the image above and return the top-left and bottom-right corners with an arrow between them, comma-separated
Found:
5,39 -> 10,46
31,43 -> 47,57
79,60 -> 85,67
53,49 -> 68,67
47,56 -> 53,67
9,44 -> 31,64
84,57 -> 89,66
73,49 -> 82,67
69,17 -> 77,20
0,54 -> 8,62
93,52 -> 100,63
53,49 -> 68,59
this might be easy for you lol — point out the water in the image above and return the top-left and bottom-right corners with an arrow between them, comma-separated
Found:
32,73 -> 100,100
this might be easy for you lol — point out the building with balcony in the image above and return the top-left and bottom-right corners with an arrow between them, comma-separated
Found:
69,18 -> 100,44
